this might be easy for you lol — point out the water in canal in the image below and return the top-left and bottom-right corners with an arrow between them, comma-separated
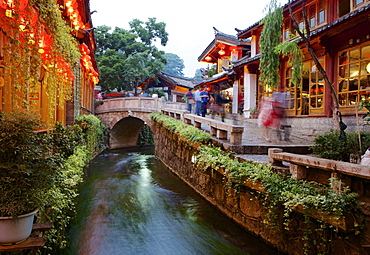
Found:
64,147 -> 280,255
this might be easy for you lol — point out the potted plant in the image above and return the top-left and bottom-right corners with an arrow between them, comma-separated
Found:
250,107 -> 258,119
0,111 -> 60,244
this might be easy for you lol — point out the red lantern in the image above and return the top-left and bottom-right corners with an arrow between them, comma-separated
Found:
0,0 -> 28,10
79,43 -> 90,55
0,0 -> 7,9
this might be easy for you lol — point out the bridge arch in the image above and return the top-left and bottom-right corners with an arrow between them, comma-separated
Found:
109,116 -> 146,149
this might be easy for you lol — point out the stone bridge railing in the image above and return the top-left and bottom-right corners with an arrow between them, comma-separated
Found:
95,97 -> 244,145
95,97 -> 188,114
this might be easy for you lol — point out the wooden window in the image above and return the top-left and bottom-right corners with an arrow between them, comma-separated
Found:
339,0 -> 368,17
283,19 -> 291,41
284,59 -> 324,116
295,12 -> 304,34
309,58 -> 325,113
291,0 -> 326,34
354,0 -> 365,7
309,5 -> 316,28
317,0 -> 326,25
338,43 -> 370,109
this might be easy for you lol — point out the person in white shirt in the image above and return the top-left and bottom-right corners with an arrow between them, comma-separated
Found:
193,88 -> 201,115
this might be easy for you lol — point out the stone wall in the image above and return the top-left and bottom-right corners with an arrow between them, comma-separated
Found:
152,120 -> 369,255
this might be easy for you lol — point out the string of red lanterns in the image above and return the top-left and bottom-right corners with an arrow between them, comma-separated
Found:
64,0 -> 84,30
0,0 -> 98,85
79,43 -> 99,84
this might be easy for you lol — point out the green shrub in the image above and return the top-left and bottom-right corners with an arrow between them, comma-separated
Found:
150,112 -> 211,143
0,111 -> 61,217
0,112 -> 107,251
137,124 -> 154,146
75,114 -> 107,154
40,145 -> 90,251
49,122 -> 84,159
311,130 -> 370,161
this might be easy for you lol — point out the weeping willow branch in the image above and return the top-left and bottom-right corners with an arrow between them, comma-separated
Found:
274,38 -> 303,87
259,0 -> 283,89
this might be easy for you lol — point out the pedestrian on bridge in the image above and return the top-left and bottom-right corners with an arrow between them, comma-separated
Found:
185,88 -> 194,113
200,86 -> 210,117
193,88 -> 201,115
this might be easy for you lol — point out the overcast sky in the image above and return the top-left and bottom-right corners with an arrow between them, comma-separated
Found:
90,0 -> 280,77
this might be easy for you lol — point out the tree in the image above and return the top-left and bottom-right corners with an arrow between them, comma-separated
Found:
95,18 -> 169,92
194,65 -> 217,82
164,53 -> 185,77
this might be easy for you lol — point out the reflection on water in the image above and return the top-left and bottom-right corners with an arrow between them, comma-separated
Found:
64,147 -> 279,255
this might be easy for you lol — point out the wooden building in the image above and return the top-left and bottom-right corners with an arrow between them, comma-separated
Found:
233,0 -> 370,120
0,0 -> 99,128
139,72 -> 197,102
197,0 -> 370,127
197,29 -> 250,114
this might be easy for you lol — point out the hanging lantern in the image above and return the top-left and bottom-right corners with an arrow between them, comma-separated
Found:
205,56 -> 212,61
218,44 -> 226,56
218,49 -> 226,56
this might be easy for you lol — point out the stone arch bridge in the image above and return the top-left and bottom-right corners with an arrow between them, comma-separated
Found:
95,97 -> 186,149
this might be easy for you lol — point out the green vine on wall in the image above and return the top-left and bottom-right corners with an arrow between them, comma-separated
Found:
150,112 -> 211,143
32,0 -> 80,66
2,0 -> 80,117
194,145 -> 361,254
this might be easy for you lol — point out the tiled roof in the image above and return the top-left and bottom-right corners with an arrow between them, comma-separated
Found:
236,0 -> 309,37
198,31 -> 243,61
231,54 -> 260,68
160,72 -> 197,89
195,71 -> 234,87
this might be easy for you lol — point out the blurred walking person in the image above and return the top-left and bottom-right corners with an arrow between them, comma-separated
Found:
185,88 -> 194,113
193,88 -> 201,115
200,86 -> 209,117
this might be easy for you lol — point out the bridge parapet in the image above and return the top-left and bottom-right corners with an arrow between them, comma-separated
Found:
96,97 -> 163,113
96,97 -> 188,114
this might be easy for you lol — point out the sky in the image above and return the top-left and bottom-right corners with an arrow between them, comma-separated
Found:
90,0 -> 278,78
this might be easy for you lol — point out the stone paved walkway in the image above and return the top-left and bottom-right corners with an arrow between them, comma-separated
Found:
204,115 -> 315,163
207,114 -> 315,146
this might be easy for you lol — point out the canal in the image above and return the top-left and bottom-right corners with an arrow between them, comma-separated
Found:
64,147 -> 280,255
